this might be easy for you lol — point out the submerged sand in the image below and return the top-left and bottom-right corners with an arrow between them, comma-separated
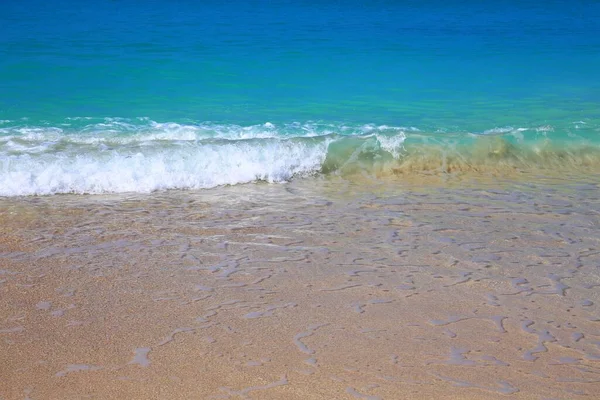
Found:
1,175 -> 600,399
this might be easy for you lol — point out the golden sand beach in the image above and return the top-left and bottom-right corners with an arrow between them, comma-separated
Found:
1,175 -> 600,399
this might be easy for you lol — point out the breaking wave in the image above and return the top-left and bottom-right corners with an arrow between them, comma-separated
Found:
1,118 -> 599,196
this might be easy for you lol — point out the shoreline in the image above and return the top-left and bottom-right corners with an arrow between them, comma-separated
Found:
1,177 -> 599,399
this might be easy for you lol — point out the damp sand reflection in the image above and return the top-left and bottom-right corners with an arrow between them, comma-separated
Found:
1,175 -> 600,399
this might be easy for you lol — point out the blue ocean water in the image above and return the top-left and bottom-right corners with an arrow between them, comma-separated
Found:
1,0 -> 599,195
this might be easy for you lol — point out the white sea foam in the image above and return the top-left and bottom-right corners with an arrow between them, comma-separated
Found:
375,132 -> 407,159
1,120 -> 378,196
482,127 -> 518,135
0,138 -> 330,196
0,120 -> 341,144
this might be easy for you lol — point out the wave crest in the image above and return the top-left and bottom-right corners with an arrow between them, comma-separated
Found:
1,118 -> 599,196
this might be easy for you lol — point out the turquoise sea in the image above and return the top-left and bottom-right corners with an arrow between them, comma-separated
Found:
1,0 -> 599,195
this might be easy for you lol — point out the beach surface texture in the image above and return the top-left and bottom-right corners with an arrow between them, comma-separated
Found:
1,1 -> 600,398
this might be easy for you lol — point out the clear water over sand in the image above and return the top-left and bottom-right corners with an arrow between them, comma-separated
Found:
3,1 -> 600,397
1,174 -> 599,399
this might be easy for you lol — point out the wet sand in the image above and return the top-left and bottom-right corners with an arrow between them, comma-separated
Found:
1,175 -> 600,399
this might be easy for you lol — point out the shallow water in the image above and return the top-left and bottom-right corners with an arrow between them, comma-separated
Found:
1,174 -> 599,399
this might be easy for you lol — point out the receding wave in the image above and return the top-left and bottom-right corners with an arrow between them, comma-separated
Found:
1,118 -> 599,196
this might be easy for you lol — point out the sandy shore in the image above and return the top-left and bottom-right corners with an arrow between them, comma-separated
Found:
1,176 -> 600,399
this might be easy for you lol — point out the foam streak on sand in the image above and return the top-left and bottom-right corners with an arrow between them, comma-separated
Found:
293,324 -> 329,355
1,176 -> 600,399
